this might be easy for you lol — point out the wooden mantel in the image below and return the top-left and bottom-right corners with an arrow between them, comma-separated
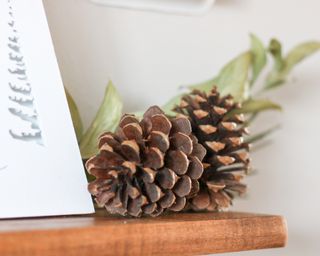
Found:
0,211 -> 287,256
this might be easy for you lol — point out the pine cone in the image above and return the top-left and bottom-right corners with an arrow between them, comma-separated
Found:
174,87 -> 250,211
86,106 -> 206,217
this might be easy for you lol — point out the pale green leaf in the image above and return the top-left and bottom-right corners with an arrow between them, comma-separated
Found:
187,78 -> 216,93
164,51 -> 252,115
130,111 -> 144,119
264,39 -> 286,89
245,125 -> 280,144
264,74 -> 286,89
65,88 -> 83,142
189,52 -> 252,101
268,38 -> 284,71
230,99 -> 282,115
250,34 -> 267,86
284,41 -> 320,72
214,52 -> 252,101
79,81 -> 123,159
265,41 -> 320,89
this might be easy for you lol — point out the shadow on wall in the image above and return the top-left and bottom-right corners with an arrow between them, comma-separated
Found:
90,0 -> 216,15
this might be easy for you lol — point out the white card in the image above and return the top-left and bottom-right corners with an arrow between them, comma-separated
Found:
0,0 -> 94,218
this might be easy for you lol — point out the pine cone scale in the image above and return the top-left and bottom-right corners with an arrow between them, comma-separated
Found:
86,106 -> 206,217
175,87 -> 250,211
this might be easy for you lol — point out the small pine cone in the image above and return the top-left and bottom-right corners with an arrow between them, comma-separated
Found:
174,87 -> 250,211
86,106 -> 206,217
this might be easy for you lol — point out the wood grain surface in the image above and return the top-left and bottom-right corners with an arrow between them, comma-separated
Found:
0,211 -> 287,256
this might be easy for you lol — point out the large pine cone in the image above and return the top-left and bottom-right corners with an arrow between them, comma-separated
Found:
174,87 -> 250,211
86,106 -> 206,217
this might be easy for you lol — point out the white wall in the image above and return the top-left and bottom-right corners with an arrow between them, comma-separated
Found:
43,0 -> 320,255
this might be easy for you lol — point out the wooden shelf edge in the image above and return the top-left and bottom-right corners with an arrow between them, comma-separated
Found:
0,212 -> 287,256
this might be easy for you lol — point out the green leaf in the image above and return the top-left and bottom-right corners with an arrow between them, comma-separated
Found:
79,81 -> 123,159
250,34 -> 267,86
245,125 -> 280,144
230,99 -> 282,115
189,52 -> 252,102
65,88 -> 83,142
265,40 -> 320,89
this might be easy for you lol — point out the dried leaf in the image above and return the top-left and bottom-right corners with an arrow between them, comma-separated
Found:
163,39 -> 255,115
230,99 -> 282,115
285,41 -> 320,72
269,38 -> 284,71
215,52 -> 252,101
245,125 -> 280,144
65,88 -> 83,142
188,52 -> 252,102
80,81 -> 123,159
187,78 -> 215,95
265,40 -> 320,89
250,34 -> 267,86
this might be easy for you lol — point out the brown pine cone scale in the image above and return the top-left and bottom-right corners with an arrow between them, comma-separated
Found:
174,87 -> 251,211
86,106 -> 206,217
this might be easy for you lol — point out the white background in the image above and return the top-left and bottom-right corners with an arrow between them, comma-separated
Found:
43,0 -> 320,255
